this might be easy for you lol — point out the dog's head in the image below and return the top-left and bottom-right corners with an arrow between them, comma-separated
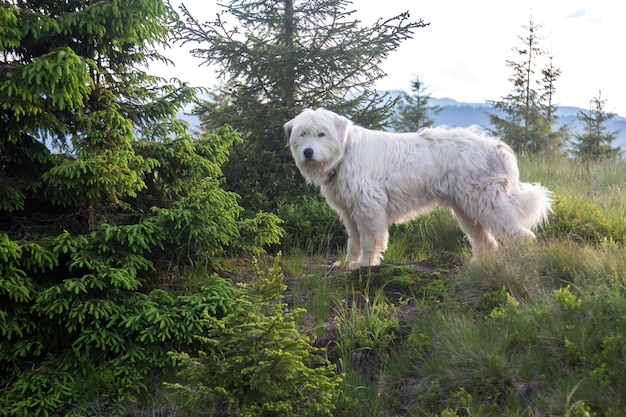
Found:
283,108 -> 352,184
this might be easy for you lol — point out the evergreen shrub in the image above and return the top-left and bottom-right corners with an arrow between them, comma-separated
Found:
167,256 -> 342,417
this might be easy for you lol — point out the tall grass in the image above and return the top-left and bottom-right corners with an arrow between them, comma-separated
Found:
519,154 -> 626,208
519,154 -> 626,244
388,206 -> 468,261
522,154 -> 626,241
391,241 -> 626,416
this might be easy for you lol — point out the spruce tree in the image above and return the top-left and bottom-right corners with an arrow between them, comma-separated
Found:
488,16 -> 567,154
573,92 -> 621,160
0,1 -> 282,414
176,0 -> 428,210
392,75 -> 442,132
167,256 -> 341,417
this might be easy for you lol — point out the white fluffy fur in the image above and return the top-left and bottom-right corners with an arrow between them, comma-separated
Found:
284,108 -> 552,267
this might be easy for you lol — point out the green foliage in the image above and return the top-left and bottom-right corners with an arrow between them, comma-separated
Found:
151,180 -> 282,269
388,206 -> 467,258
167,256 -> 341,417
1,1 -> 282,415
6,359 -> 80,417
572,92 -> 621,160
134,125 -> 284,266
232,210 -> 285,255
2,46 -> 95,115
2,259 -> 238,416
134,125 -> 238,206
333,289 -> 400,371
0,0 -> 179,145
552,285 -> 582,312
1,215 -> 240,415
545,194 -> 623,244
276,192 -> 346,253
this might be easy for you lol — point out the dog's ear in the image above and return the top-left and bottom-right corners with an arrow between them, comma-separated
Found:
283,119 -> 294,147
333,113 -> 352,140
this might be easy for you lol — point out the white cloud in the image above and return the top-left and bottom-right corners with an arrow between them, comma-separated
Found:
566,9 -> 586,19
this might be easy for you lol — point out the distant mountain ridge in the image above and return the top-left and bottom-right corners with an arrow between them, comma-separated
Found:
416,95 -> 626,150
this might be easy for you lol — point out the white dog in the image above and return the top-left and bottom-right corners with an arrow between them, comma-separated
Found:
284,108 -> 552,267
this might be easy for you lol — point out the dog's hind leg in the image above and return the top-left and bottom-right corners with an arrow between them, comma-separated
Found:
452,208 -> 499,257
476,191 -> 538,242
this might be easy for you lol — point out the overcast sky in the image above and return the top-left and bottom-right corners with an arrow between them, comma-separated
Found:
154,0 -> 625,116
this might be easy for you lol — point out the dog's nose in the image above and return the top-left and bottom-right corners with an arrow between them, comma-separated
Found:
303,148 -> 314,159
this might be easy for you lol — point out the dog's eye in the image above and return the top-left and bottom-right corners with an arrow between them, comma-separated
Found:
318,132 -> 325,137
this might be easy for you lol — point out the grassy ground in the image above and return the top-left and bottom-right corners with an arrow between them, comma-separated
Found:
278,155 -> 626,416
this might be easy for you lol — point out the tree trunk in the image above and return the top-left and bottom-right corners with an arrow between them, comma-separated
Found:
282,0 -> 296,109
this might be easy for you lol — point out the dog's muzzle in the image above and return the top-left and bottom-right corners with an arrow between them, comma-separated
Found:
303,148 -> 314,161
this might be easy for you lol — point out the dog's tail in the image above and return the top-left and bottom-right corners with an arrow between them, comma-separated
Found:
515,182 -> 553,229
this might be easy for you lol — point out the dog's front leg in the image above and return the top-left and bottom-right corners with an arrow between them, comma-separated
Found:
337,215 -> 361,268
355,199 -> 389,267
359,228 -> 389,266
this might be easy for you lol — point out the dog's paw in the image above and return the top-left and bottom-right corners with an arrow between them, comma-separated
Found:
332,260 -> 359,270
347,261 -> 361,270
